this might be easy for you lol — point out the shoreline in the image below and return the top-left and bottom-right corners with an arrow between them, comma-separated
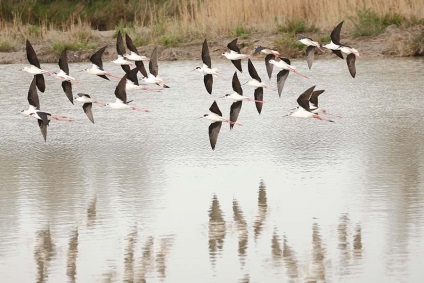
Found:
0,25 -> 422,65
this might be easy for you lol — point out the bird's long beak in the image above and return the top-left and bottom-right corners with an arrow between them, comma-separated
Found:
241,81 -> 249,86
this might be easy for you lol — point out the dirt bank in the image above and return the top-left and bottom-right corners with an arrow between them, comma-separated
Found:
0,24 -> 421,65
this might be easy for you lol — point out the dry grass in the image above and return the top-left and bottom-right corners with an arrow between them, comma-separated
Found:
0,0 -> 423,51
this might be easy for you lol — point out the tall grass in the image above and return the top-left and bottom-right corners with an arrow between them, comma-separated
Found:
0,0 -> 423,50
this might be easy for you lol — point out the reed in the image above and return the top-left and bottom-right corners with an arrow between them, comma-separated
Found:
0,0 -> 422,52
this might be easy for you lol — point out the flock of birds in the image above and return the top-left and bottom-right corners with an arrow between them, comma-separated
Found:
19,20 -> 360,150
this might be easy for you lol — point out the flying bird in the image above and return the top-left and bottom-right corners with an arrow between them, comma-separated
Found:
222,38 -> 249,72
22,78 -> 73,141
105,74 -> 150,112
124,33 -> 149,78
252,45 -> 280,78
286,85 -> 334,122
246,59 -> 267,114
53,49 -> 75,104
268,56 -> 308,97
21,39 -> 51,93
297,36 -> 325,69
222,72 -> 264,127
111,31 -> 134,70
142,47 -> 169,88
322,21 -> 361,77
323,21 -> 344,59
200,101 -> 242,150
74,93 -> 107,123
82,46 -> 120,80
195,39 -> 219,94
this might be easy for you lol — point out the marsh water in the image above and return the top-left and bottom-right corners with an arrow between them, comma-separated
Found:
0,57 -> 424,282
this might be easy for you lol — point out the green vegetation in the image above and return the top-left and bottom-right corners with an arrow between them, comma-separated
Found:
274,34 -> 305,57
233,25 -> 249,39
0,41 -> 16,52
276,18 -> 318,34
411,31 -> 424,56
350,6 -> 406,37
159,34 -> 180,47
51,42 -> 97,54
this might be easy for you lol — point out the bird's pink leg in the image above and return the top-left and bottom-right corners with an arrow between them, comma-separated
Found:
139,87 -> 162,92
51,115 -> 74,122
246,98 -> 266,103
106,73 -> 122,79
291,69 -> 308,78
224,119 -> 243,126
93,100 -> 106,106
313,115 -> 334,123
131,106 -> 150,112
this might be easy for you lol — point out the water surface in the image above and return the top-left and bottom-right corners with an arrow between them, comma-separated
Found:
0,57 -> 424,282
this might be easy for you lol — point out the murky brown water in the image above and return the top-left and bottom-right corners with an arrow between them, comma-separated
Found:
0,57 -> 424,282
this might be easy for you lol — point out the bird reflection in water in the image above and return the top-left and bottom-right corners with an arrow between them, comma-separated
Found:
66,228 -> 79,283
208,194 -> 226,266
338,213 -> 351,276
233,199 -> 248,265
304,222 -> 327,282
86,196 -> 97,228
124,227 -> 137,283
254,179 -> 268,239
34,226 -> 56,283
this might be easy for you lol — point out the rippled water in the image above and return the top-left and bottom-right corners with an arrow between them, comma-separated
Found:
0,57 -> 424,282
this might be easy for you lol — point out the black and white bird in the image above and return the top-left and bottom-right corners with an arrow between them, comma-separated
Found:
309,89 -> 341,118
22,78 -> 73,141
142,47 -> 169,88
246,59 -> 267,114
323,21 -> 344,59
222,72 -> 262,128
268,56 -> 308,97
53,49 -> 75,104
111,31 -> 134,70
124,66 -> 161,92
286,85 -> 334,122
74,93 -> 107,123
200,101 -> 241,150
124,33 -> 149,78
201,101 -> 224,150
297,36 -> 325,69
195,39 -> 219,94
21,40 -> 51,93
105,74 -> 150,112
222,38 -> 249,72
252,45 -> 280,79
82,46 -> 120,80
323,21 -> 361,77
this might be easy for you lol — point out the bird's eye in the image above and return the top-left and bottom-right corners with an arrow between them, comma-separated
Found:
204,114 -> 208,117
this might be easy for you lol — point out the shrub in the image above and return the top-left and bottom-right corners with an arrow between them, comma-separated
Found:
233,25 -> 249,39
351,6 -> 384,36
160,34 -> 179,47
51,42 -> 96,54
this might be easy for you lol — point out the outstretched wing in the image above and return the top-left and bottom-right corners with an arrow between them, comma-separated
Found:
90,46 -> 107,69
248,59 -> 261,82
297,86 -> 316,111
229,101 -> 242,130
227,38 -> 240,53
26,40 -> 41,68
202,39 -> 212,68
330,21 -> 344,45
346,53 -> 356,78
209,122 -> 222,150
306,46 -> 315,70
149,47 -> 158,77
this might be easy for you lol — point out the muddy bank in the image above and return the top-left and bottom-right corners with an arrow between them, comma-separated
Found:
0,24 -> 421,65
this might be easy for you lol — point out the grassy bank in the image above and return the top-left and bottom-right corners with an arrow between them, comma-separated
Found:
0,0 -> 423,56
